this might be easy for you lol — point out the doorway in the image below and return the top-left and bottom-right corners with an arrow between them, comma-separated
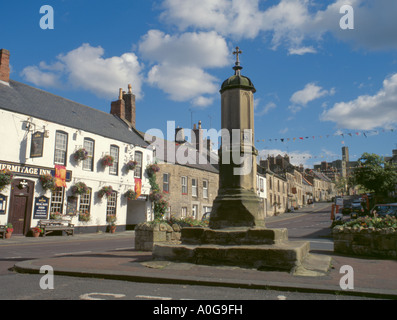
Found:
8,179 -> 34,235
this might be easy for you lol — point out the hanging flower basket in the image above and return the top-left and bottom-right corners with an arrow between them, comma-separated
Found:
0,169 -> 13,191
149,191 -> 163,202
126,160 -> 138,171
39,174 -> 56,192
124,189 -> 137,200
98,185 -> 113,198
73,148 -> 88,162
71,182 -> 89,195
146,163 -> 160,176
101,155 -> 114,167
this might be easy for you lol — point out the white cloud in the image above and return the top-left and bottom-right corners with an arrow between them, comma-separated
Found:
321,73 -> 397,130
290,83 -> 333,106
160,0 -> 265,39
288,83 -> 335,113
315,0 -> 397,51
159,0 -> 397,53
288,46 -> 317,55
192,96 -> 214,107
21,43 -> 144,100
159,0 -> 316,51
21,65 -> 61,88
139,30 -> 229,107
139,30 -> 229,68
255,101 -> 277,116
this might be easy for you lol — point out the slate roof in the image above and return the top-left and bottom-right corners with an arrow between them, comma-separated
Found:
0,80 -> 148,147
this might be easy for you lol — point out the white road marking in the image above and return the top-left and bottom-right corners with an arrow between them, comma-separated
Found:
80,293 -> 126,300
54,251 -> 91,256
136,295 -> 173,300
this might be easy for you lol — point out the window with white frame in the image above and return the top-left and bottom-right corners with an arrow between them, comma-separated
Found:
79,188 -> 92,214
83,138 -> 94,171
192,204 -> 198,219
163,173 -> 170,193
181,176 -> 188,195
181,207 -> 187,217
106,191 -> 117,217
109,145 -> 119,175
203,179 -> 208,198
54,131 -> 68,165
203,206 -> 212,214
50,187 -> 64,214
134,151 -> 142,179
192,178 -> 197,197
164,206 -> 171,219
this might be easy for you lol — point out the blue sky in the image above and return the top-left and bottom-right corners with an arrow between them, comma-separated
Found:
1,0 -> 397,167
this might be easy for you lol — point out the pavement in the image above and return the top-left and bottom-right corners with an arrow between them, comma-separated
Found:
4,203 -> 397,300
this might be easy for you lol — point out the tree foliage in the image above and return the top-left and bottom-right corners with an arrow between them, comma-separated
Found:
352,153 -> 397,196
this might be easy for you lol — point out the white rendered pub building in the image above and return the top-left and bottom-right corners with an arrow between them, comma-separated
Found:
0,48 -> 154,235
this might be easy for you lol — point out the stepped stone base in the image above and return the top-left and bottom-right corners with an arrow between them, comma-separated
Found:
152,227 -> 331,274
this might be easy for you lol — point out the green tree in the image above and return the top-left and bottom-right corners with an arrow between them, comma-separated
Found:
352,153 -> 397,197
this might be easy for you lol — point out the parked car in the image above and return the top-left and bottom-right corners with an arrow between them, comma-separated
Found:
341,203 -> 351,215
371,203 -> 397,217
350,199 -> 364,219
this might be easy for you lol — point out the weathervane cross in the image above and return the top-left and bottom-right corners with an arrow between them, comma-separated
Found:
233,46 -> 242,65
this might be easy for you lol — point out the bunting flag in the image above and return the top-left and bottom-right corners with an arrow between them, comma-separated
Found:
54,165 -> 67,187
134,178 -> 142,200
255,128 -> 394,144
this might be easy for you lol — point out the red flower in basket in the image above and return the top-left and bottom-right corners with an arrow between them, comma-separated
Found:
101,155 -> 114,167
98,185 -> 113,198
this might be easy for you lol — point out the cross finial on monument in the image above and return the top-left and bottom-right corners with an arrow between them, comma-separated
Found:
232,46 -> 243,75
233,46 -> 242,66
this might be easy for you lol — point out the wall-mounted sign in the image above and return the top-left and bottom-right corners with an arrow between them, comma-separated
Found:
30,131 -> 44,158
136,194 -> 148,201
33,195 -> 49,219
0,161 -> 72,181
66,196 -> 78,216
0,194 -> 7,215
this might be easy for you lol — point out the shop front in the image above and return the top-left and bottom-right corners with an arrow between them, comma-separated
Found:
0,160 -> 72,235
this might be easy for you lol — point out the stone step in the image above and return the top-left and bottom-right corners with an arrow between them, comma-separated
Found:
182,227 -> 288,245
153,240 -> 311,273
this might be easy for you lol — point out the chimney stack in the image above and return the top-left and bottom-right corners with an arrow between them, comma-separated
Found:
175,126 -> 186,144
123,84 -> 136,128
111,88 -> 126,120
193,120 -> 204,154
0,49 -> 10,83
110,84 -> 136,128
